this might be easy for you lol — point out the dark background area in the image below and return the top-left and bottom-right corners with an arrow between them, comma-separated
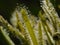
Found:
0,0 -> 60,23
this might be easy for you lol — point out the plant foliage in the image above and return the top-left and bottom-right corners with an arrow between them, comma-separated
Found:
0,0 -> 60,45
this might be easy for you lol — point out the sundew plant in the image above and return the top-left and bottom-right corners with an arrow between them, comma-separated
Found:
0,0 -> 60,45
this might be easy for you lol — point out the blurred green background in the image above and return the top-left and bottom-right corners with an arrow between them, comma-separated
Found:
0,0 -> 60,22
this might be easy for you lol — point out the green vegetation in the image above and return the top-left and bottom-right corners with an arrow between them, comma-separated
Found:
0,0 -> 60,45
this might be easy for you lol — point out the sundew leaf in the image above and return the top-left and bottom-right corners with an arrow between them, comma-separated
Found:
16,12 -> 25,34
38,21 -> 44,45
43,24 -> 55,45
0,26 -> 15,45
38,11 -> 55,45
39,11 -> 52,35
20,8 -> 38,45
41,0 -> 60,32
16,12 -> 30,45
0,15 -> 27,45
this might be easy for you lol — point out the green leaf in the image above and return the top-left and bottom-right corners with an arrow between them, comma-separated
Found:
0,26 -> 15,45
20,8 -> 38,45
